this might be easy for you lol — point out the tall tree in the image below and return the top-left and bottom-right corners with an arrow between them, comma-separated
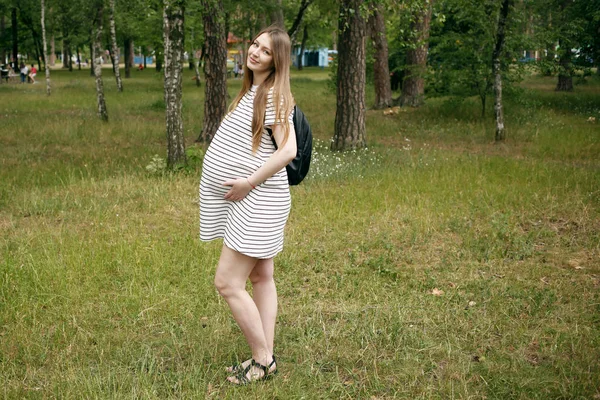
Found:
271,0 -> 284,27
108,0 -> 123,92
124,37 -> 132,78
198,0 -> 227,144
11,7 -> 17,65
492,0 -> 512,142
298,24 -> 307,70
41,0 -> 50,95
93,3 -> 108,121
368,1 -> 392,109
163,0 -> 186,168
287,0 -> 311,45
1,15 -> 5,65
399,0 -> 433,107
331,0 -> 367,151
554,0 -> 575,91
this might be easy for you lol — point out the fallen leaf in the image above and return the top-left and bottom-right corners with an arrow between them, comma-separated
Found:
431,288 -> 444,296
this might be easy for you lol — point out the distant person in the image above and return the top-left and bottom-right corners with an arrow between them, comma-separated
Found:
19,63 -> 28,84
138,63 -> 144,71
199,25 -> 296,385
28,64 -> 37,84
233,62 -> 240,79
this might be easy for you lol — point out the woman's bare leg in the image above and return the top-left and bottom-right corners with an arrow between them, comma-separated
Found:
249,258 -> 277,354
214,245 -> 273,381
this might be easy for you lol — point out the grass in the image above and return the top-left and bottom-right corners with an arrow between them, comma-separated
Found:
1,67 -> 599,399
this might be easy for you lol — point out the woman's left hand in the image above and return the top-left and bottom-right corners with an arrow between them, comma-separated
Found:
223,178 -> 253,201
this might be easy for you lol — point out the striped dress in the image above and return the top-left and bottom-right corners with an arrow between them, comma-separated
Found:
199,85 -> 292,259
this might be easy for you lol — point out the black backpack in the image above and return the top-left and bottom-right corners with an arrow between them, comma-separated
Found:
267,105 -> 312,185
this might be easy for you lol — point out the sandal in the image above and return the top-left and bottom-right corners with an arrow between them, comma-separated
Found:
228,356 -> 277,385
227,355 -> 277,374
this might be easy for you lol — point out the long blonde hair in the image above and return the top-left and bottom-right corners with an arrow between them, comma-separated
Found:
228,25 -> 295,153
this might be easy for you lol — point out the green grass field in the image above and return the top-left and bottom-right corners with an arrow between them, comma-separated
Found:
1,68 -> 599,399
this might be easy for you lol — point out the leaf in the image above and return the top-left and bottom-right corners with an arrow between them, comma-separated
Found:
431,288 -> 444,296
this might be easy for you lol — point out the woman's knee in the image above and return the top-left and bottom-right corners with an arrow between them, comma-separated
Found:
249,259 -> 275,285
214,272 -> 234,298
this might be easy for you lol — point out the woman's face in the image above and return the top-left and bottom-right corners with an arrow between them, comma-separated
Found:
247,32 -> 274,75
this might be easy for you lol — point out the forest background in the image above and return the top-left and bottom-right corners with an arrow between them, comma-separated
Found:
1,0 -> 599,398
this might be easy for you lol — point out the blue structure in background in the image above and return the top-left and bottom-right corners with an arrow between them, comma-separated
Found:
293,48 -> 331,68
134,56 -> 154,65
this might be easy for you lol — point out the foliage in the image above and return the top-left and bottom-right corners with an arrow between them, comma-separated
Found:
426,0 -> 528,115
0,69 -> 599,398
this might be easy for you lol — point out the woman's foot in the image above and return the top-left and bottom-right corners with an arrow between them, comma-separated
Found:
225,358 -> 253,374
227,356 -> 277,385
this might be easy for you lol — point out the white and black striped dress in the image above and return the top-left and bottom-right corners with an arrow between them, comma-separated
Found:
199,85 -> 292,259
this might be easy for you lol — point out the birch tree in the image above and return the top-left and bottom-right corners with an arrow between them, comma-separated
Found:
41,0 -> 50,95
108,0 -> 123,92
93,3 -> 108,121
492,0 -> 511,141
331,0 -> 367,151
163,0 -> 186,168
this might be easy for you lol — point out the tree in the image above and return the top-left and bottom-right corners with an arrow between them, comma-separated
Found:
271,0 -> 283,27
331,0 -> 367,151
287,0 -> 311,45
297,23 -> 307,70
11,7 -> 17,66
428,0 -> 525,117
108,0 -> 123,92
492,0 -> 512,141
41,0 -> 50,95
198,0 -> 227,144
163,0 -> 186,168
554,0 -> 574,91
368,1 -> 392,109
399,0 -> 434,107
92,1 -> 108,121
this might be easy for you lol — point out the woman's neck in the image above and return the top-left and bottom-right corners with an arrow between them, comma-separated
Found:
252,71 -> 269,87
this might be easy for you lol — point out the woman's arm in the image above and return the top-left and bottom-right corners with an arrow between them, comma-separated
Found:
223,122 -> 296,201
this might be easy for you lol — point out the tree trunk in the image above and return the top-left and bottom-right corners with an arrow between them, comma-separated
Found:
198,0 -> 228,144
298,24 -> 307,70
129,40 -> 134,72
194,53 -> 201,87
399,0 -> 434,107
77,47 -> 81,70
124,38 -> 131,78
64,42 -> 72,71
271,0 -> 284,28
556,40 -> 573,91
63,42 -> 72,71
41,0 -> 51,95
368,3 -> 392,109
163,0 -> 186,168
11,8 -> 18,66
89,41 -> 95,76
109,0 -> 123,92
1,15 -> 5,65
288,0 -> 311,46
93,6 -> 108,122
493,0 -> 511,142
50,35 -> 55,65
332,0 -> 367,151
